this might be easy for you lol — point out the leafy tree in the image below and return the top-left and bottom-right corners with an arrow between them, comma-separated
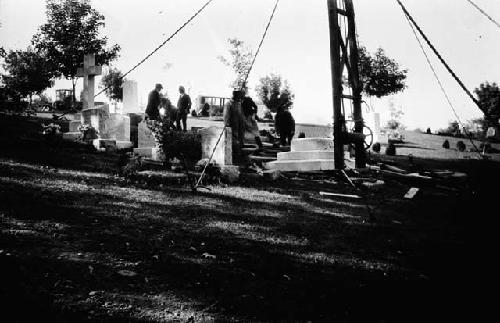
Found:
255,73 -> 294,113
32,0 -> 120,106
474,82 -> 500,127
385,101 -> 405,130
357,46 -> 407,98
100,67 -> 124,102
1,47 -> 55,106
217,38 -> 253,88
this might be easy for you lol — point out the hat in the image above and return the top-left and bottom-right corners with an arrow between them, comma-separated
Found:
155,83 -> 163,89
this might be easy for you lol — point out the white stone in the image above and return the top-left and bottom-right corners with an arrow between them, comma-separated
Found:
264,159 -> 336,172
290,138 -> 335,152
277,150 -> 335,161
122,80 -> 140,114
199,126 -> 232,166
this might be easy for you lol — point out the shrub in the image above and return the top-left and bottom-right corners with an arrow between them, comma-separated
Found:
160,130 -> 202,162
372,142 -> 381,153
385,142 -> 396,156
78,124 -> 98,141
456,141 -> 466,152
442,140 -> 450,149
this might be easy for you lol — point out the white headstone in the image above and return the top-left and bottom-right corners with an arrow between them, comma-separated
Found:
200,126 -> 233,166
122,80 -> 139,114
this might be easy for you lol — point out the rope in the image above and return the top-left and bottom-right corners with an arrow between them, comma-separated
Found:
395,0 -> 485,115
242,0 -> 280,86
402,7 -> 484,158
466,0 -> 500,30
94,0 -> 215,98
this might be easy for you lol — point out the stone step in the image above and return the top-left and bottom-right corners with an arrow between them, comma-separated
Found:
62,132 -> 82,141
249,155 -> 277,163
134,147 -> 153,158
116,141 -> 134,150
69,120 -> 82,132
264,159 -> 336,172
278,150 -> 335,161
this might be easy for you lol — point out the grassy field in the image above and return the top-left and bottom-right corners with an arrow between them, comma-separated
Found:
0,114 -> 494,322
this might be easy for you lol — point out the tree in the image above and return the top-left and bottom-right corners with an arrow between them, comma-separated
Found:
385,101 -> 405,130
1,47 -> 55,106
255,73 -> 294,113
357,46 -> 407,98
217,38 -> 253,88
100,67 -> 124,102
474,82 -> 500,127
32,0 -> 120,106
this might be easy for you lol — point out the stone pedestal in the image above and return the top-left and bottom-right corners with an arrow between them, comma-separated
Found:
199,126 -> 232,166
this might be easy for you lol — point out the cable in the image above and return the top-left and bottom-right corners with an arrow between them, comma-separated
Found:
242,0 -> 280,86
395,0 -> 485,115
466,0 -> 500,30
402,10 -> 484,157
95,0 -> 216,98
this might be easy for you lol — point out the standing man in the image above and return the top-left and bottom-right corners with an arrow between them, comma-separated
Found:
176,85 -> 191,131
145,83 -> 163,120
224,89 -> 246,159
242,88 -> 263,151
275,106 -> 295,146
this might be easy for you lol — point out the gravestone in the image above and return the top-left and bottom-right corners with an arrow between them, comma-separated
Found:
133,120 -> 156,158
122,80 -> 139,114
199,126 -> 233,166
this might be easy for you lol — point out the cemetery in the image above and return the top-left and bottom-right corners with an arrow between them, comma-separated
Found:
1,0 -> 499,322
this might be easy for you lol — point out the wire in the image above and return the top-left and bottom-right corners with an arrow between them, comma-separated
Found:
466,0 -> 500,30
395,0 -> 485,115
95,0 -> 216,98
242,0 -> 280,86
402,10 -> 484,157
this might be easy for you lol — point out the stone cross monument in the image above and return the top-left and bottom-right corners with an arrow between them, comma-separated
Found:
77,54 -> 102,110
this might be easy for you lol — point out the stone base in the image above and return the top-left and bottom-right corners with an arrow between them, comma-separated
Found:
62,132 -> 82,141
92,138 -> 116,151
69,120 -> 82,132
116,141 -> 134,150
264,159 -> 336,172
277,150 -> 335,161
134,147 -> 153,158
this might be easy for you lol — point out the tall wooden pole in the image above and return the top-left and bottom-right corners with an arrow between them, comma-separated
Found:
345,0 -> 366,168
327,0 -> 345,169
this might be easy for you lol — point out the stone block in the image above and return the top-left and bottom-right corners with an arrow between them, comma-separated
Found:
264,159 -> 336,172
134,147 -> 153,158
122,80 -> 140,114
104,113 -> 130,141
199,126 -> 232,166
116,141 -> 134,150
151,148 -> 166,161
277,150 -> 335,161
291,138 -> 335,152
69,120 -> 82,132
138,120 -> 156,148
81,107 -> 109,137
128,113 -> 144,148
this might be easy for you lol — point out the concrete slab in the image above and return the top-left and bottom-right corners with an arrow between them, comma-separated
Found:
278,150 -> 335,161
291,138 -> 335,152
264,159 -> 336,172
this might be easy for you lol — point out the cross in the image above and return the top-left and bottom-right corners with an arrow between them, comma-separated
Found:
77,54 -> 102,110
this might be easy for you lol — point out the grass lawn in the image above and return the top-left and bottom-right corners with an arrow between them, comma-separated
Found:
0,114 -> 493,322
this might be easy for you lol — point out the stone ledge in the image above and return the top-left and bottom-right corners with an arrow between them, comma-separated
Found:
277,150 -> 335,161
264,159 -> 336,172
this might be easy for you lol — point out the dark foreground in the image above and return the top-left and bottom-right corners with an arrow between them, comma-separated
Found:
0,115 -> 491,322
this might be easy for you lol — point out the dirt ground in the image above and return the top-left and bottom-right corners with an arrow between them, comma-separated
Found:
0,115 -> 493,322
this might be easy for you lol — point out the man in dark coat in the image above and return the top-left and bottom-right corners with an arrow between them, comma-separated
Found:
145,83 -> 163,120
275,106 -> 295,146
176,85 -> 192,131
242,92 -> 263,151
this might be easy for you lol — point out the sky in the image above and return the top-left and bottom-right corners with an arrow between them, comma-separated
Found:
1,0 -> 499,130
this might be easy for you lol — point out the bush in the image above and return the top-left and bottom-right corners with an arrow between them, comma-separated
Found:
442,140 -> 450,149
385,142 -> 396,156
456,141 -> 466,152
160,130 -> 202,162
372,142 -> 381,153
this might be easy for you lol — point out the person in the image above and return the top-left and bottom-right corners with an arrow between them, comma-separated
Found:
145,83 -> 163,120
241,89 -> 263,151
275,106 -> 295,146
176,85 -> 191,131
201,102 -> 210,117
224,89 -> 246,159
159,96 -> 176,130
